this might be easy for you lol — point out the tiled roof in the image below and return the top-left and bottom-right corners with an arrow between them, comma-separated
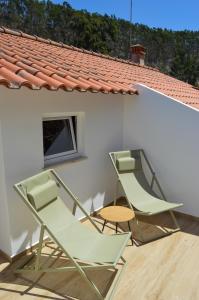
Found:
0,27 -> 199,109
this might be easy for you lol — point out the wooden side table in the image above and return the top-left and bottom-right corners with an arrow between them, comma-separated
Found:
99,205 -> 135,245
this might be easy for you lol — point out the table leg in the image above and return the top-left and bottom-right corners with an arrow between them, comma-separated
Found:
116,222 -> 118,233
102,220 -> 107,232
128,221 -> 134,245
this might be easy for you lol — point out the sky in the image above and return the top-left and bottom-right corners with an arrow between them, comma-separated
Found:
53,0 -> 199,31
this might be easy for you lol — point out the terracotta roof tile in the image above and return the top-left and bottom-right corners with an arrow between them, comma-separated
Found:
16,61 -> 38,75
0,65 -> 31,88
0,58 -> 22,73
18,70 -> 48,89
51,74 -> 80,90
0,27 -> 199,108
36,72 -> 65,90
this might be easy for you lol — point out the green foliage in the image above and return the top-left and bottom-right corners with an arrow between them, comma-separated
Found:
0,0 -> 199,85
170,43 -> 199,85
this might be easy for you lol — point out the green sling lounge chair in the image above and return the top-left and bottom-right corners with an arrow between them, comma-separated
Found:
14,169 -> 131,300
109,150 -> 183,241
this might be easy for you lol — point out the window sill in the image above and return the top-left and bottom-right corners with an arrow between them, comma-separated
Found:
43,154 -> 88,170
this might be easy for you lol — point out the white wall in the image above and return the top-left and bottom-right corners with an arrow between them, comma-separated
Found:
0,87 -> 124,257
0,121 -> 11,255
2,82 -> 199,257
124,84 -> 199,217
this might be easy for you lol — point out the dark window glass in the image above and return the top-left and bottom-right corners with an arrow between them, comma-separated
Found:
72,116 -> 77,143
43,118 -> 75,157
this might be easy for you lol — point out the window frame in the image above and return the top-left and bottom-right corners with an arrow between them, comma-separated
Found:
43,115 -> 77,162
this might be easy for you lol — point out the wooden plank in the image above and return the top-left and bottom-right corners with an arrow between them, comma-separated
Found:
1,213 -> 199,299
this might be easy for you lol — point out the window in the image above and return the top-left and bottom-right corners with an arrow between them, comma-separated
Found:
43,116 -> 77,162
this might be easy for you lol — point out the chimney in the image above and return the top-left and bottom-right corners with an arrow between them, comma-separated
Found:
130,44 -> 146,66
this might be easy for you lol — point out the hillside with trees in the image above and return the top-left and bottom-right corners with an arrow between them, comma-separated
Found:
0,0 -> 199,86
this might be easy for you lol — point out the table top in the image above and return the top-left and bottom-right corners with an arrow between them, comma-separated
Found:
99,205 -> 135,223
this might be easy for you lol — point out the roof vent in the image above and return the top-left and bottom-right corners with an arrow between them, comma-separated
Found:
130,44 -> 146,66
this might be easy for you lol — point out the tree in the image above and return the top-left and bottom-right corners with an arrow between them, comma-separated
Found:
170,44 -> 199,85
0,0 -> 199,85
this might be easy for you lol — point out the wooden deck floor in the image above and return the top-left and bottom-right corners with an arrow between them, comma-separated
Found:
1,212 -> 199,300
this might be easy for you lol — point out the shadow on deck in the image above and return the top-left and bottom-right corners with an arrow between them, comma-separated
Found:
0,211 -> 199,300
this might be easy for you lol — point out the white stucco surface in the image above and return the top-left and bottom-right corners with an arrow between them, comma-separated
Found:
0,87 -> 124,256
123,84 -> 199,217
1,82 -> 199,257
0,122 -> 11,255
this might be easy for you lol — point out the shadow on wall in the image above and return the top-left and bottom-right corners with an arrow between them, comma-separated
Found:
11,200 -> 38,256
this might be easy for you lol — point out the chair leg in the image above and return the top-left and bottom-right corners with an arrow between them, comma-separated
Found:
127,221 -> 133,245
35,225 -> 45,271
135,217 -> 145,242
169,210 -> 181,231
76,266 -> 104,300
102,220 -> 107,232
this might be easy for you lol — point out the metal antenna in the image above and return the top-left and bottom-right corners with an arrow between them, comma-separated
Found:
130,0 -> 133,24
129,0 -> 133,51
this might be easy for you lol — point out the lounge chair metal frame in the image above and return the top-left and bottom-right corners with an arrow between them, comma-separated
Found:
109,149 -> 181,241
14,169 -> 128,300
